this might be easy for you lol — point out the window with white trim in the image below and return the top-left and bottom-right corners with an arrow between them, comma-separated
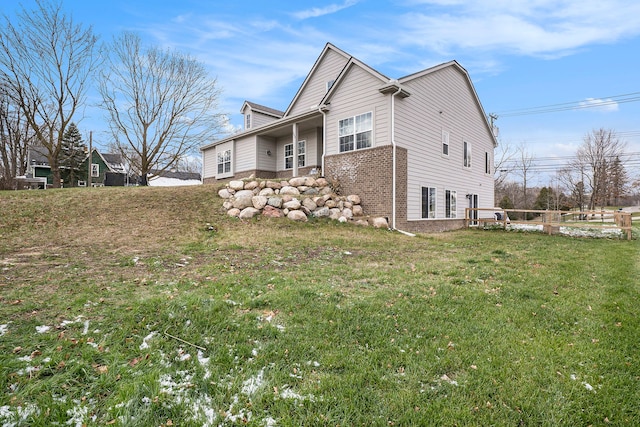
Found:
217,149 -> 231,174
245,114 -> 251,129
339,112 -> 372,152
463,141 -> 471,168
421,186 -> 436,219
445,190 -> 457,218
284,141 -> 306,169
91,163 -> 99,177
485,151 -> 491,174
326,79 -> 335,92
442,130 -> 449,156
297,140 -> 306,167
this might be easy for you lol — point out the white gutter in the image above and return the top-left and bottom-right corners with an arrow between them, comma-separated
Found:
390,81 -> 415,237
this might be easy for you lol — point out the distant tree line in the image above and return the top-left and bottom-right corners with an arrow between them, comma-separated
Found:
0,0 -> 224,189
496,128 -> 637,217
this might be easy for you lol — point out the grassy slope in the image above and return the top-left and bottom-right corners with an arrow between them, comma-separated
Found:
1,186 -> 639,426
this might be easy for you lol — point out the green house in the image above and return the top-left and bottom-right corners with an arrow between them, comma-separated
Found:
27,148 -> 127,187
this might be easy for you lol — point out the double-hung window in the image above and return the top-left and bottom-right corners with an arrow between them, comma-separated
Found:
297,140 -> 306,167
285,141 -> 306,169
339,112 -> 372,152
442,130 -> 449,156
284,143 -> 293,169
421,187 -> 436,219
485,151 -> 491,174
217,149 -> 231,174
91,163 -> 99,177
245,114 -> 251,129
445,190 -> 457,218
463,141 -> 471,168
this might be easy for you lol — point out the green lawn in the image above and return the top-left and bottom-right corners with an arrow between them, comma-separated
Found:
1,186 -> 638,426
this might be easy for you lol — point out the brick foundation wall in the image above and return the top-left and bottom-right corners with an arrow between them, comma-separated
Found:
324,146 -> 396,218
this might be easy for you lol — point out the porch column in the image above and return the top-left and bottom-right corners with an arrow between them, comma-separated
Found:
292,122 -> 299,177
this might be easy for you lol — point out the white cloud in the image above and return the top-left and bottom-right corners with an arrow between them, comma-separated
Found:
291,0 -> 359,20
397,0 -> 640,57
579,98 -> 619,112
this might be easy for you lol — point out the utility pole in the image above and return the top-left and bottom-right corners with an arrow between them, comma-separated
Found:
87,131 -> 92,187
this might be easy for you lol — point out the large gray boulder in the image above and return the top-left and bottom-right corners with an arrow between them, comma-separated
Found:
233,197 -> 254,210
252,195 -> 268,210
239,207 -> 260,219
280,186 -> 300,196
283,199 -> 301,210
287,210 -> 308,222
372,217 -> 389,228
235,189 -> 255,199
229,180 -> 245,191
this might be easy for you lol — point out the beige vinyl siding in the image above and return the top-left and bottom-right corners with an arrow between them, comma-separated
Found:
274,128 -> 321,171
234,135 -> 257,173
324,65 -> 389,156
256,136 -> 277,171
252,111 -> 280,128
395,66 -> 495,220
202,146 -> 218,179
288,49 -> 349,117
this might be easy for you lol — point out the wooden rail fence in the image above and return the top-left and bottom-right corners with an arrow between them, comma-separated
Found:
465,208 -> 633,240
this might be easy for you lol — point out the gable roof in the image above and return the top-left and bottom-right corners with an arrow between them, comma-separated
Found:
201,43 -> 496,150
321,56 -> 394,105
241,101 -> 284,118
283,43 -> 351,117
399,60 -> 498,147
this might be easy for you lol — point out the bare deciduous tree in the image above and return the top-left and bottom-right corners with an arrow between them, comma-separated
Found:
0,85 -> 35,189
99,32 -> 224,185
575,128 -> 626,210
514,143 -> 535,210
493,139 -> 515,189
0,0 -> 99,188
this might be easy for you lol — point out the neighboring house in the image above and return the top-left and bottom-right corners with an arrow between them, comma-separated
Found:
27,148 -> 128,187
81,149 -> 128,187
201,43 -> 497,232
148,169 -> 202,186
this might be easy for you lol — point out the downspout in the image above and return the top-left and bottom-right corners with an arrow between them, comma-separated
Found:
318,105 -> 327,176
390,83 -> 416,237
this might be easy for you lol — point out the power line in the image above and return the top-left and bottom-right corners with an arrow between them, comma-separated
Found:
492,91 -> 640,118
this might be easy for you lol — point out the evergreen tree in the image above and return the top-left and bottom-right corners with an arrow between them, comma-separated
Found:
533,187 -> 555,210
60,123 -> 86,186
609,156 -> 628,206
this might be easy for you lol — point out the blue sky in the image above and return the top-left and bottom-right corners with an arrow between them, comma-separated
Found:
3,0 -> 640,184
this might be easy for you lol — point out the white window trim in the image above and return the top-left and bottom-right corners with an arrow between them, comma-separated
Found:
216,148 -> 232,178
463,141 -> 471,169
297,140 -> 306,168
485,151 -> 491,175
91,163 -> 99,177
339,112 -> 373,153
442,130 -> 449,157
284,140 -> 306,170
445,189 -> 457,219
421,186 -> 437,219
245,113 -> 251,129
326,79 -> 335,92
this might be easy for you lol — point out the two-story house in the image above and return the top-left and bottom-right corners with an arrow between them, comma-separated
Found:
201,43 -> 497,232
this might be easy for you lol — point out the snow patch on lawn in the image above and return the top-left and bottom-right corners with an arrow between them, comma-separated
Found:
139,331 -> 157,350
35,325 -> 51,333
0,324 -> 9,336
0,403 -> 39,427
242,368 -> 266,396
